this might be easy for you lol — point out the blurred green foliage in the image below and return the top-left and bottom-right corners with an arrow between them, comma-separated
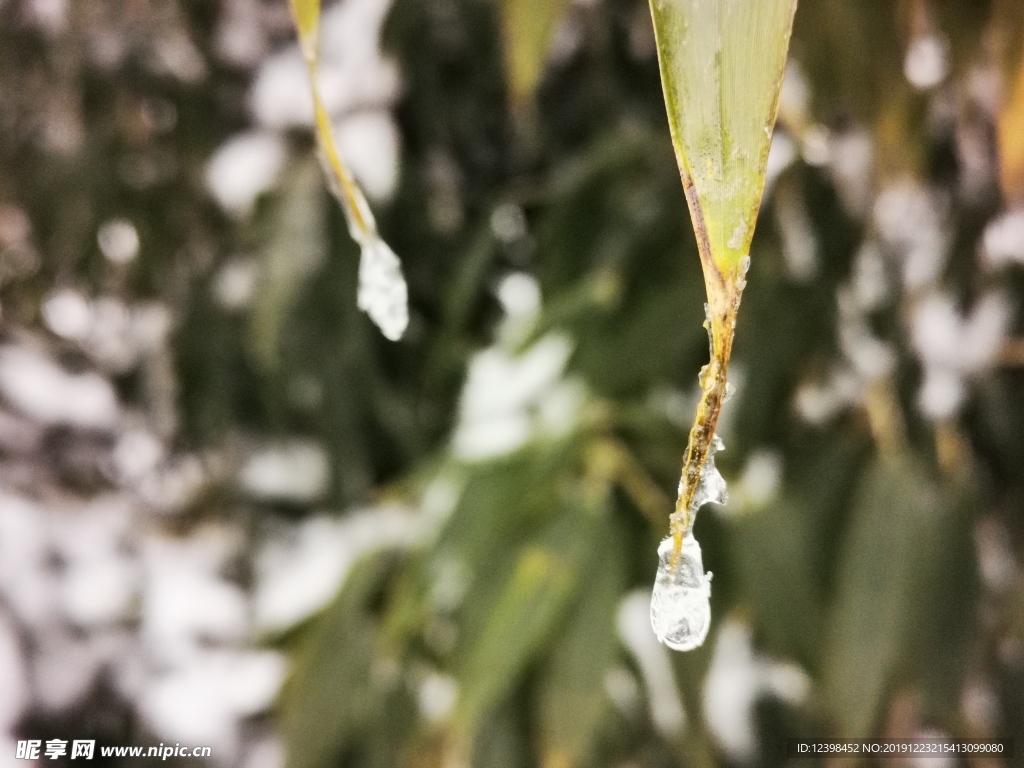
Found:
2,0 -> 1024,767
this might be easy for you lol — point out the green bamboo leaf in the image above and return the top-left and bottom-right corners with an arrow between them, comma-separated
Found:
822,454 -> 974,737
649,0 -> 797,284
499,0 -> 571,102
453,511 -> 596,742
535,517 -> 625,768
281,557 -> 391,768
647,0 -> 798,613
454,546 -> 576,732
250,158 -> 325,370
731,494 -> 823,665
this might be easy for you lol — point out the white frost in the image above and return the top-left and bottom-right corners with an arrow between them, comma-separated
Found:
452,333 -> 575,460
253,507 -> 422,633
206,131 -> 287,217
334,111 -> 400,202
0,345 -> 118,429
704,618 -> 810,761
238,439 -> 330,504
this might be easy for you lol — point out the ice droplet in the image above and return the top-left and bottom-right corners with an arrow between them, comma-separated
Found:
356,236 -> 409,341
653,433 -> 726,650
650,535 -> 712,651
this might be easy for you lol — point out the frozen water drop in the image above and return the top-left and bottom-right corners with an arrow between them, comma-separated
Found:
698,363 -> 710,388
650,535 -> 712,651
723,381 -> 736,403
357,236 -> 409,341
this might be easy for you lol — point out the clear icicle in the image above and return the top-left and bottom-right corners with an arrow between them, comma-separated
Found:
651,433 -> 726,650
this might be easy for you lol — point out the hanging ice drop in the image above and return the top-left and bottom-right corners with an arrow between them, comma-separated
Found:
652,432 -> 726,650
650,534 -> 712,651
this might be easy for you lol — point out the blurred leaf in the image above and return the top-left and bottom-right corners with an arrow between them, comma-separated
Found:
905,480 -> 978,718
288,0 -> 320,58
250,159 -> 326,371
499,0 -> 571,102
443,444 -> 581,572
454,510 -> 595,741
454,546 -> 574,730
998,21 -> 1024,204
281,557 -> 396,768
649,0 -> 797,281
822,453 -> 974,737
535,515 -> 626,768
731,494 -> 823,665
791,0 -> 903,122
473,701 -> 533,768
383,446 -> 577,651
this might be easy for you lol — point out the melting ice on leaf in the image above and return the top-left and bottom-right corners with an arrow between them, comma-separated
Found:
288,0 -> 409,341
647,0 -> 797,650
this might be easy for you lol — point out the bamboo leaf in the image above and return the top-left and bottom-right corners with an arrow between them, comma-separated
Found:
822,454 -> 973,736
454,546 -> 577,734
281,557 -> 391,768
731,494 -> 823,665
288,0 -> 320,60
499,0 -> 572,102
535,516 -> 625,768
646,0 -> 799,638
998,18 -> 1024,204
250,158 -> 326,370
453,511 -> 596,742
288,0 -> 409,341
649,0 -> 797,285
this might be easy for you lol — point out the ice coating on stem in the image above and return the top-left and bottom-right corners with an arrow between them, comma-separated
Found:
689,433 -> 726,526
653,432 -> 726,650
356,236 -> 409,341
317,150 -> 409,342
